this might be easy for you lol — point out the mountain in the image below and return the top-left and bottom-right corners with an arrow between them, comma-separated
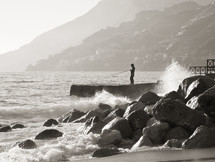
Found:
0,0 -> 214,72
27,1 -> 215,71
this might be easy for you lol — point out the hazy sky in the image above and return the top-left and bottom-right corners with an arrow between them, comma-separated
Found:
0,0 -> 101,54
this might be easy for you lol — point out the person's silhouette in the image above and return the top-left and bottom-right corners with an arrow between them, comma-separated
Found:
130,64 -> 135,84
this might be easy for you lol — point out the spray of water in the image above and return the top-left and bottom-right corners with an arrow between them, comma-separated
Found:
157,60 -> 192,95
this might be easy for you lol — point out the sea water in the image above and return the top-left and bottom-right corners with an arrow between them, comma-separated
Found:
1,64 -> 212,162
0,71 -> 161,162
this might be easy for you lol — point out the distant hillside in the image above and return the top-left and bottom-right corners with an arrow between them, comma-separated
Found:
0,0 -> 214,72
27,2 -> 215,71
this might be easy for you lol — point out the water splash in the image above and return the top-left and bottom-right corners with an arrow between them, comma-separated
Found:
157,60 -> 192,95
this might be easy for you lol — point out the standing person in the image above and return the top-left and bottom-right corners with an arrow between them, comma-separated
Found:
130,63 -> 135,84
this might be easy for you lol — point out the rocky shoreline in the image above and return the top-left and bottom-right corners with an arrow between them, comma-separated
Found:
1,75 -> 215,159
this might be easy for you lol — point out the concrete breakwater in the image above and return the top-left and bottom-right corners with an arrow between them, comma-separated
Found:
70,83 -> 157,99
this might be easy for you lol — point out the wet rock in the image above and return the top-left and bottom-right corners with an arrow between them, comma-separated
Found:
164,139 -> 183,148
116,139 -> 135,149
0,125 -> 11,132
35,129 -> 63,140
132,129 -> 143,142
144,105 -> 154,116
152,98 -> 206,132
198,85 -> 215,118
84,116 -> 107,134
58,109 -> 85,123
177,76 -> 210,98
99,103 -> 112,111
18,139 -> 37,149
114,103 -> 129,110
125,109 -> 150,131
186,96 -> 199,110
146,117 -> 158,127
73,109 -> 106,123
165,126 -> 190,141
123,102 -> 145,117
11,123 -> 25,129
163,91 -> 184,101
102,117 -> 133,139
142,122 -> 170,144
182,126 -> 215,149
185,78 -> 215,102
103,108 -> 125,123
43,119 -> 59,127
132,135 -> 153,149
92,147 -> 119,157
138,92 -> 161,105
98,129 -> 122,146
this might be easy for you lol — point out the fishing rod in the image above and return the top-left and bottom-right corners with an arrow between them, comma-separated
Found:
109,70 -> 129,77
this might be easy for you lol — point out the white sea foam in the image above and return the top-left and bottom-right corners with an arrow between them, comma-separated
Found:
157,60 -> 192,95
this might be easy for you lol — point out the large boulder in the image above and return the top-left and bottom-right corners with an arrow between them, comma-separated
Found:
92,147 -> 119,157
0,125 -> 11,132
103,108 -> 125,123
152,98 -> 206,132
73,109 -> 106,123
182,126 -> 215,149
185,78 -> 215,102
165,126 -> 190,141
146,117 -> 158,127
177,76 -> 211,98
131,135 -> 153,149
18,139 -> 37,149
142,122 -> 170,144
164,139 -> 183,148
97,129 -> 122,146
43,119 -> 59,127
138,92 -> 161,105
123,102 -> 145,117
163,91 -> 184,101
102,117 -> 133,139
98,103 -> 112,111
58,109 -> 85,123
144,105 -> 154,116
125,109 -> 150,131
114,103 -> 129,110
35,129 -> 63,140
198,85 -> 215,118
84,116 -> 107,134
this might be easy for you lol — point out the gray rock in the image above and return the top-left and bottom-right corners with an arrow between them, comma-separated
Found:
73,109 -> 106,123
164,139 -> 183,148
123,102 -> 145,117
138,92 -> 161,105
98,129 -> 122,146
198,85 -> 215,118
163,91 -> 184,101
142,122 -> 170,144
11,123 -> 25,129
0,125 -> 11,132
58,109 -> 85,123
18,139 -> 37,149
103,108 -> 125,123
132,136 -> 153,149
146,117 -> 158,127
125,109 -> 150,131
165,126 -> 190,141
152,98 -> 206,132
182,126 -> 215,149
84,116 -> 107,134
35,129 -> 63,140
177,76 -> 211,98
185,78 -> 215,102
92,147 -> 119,157
43,119 -> 59,127
102,117 -> 133,139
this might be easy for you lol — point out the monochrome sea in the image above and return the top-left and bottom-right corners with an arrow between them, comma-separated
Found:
1,67 -> 215,162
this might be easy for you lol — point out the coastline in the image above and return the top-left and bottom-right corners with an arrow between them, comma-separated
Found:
74,147 -> 215,162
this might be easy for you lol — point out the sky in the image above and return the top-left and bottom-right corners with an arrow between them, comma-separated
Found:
0,0 -> 102,54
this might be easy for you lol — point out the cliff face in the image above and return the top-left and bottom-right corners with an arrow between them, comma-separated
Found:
27,2 -> 215,71
0,0 -> 214,72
